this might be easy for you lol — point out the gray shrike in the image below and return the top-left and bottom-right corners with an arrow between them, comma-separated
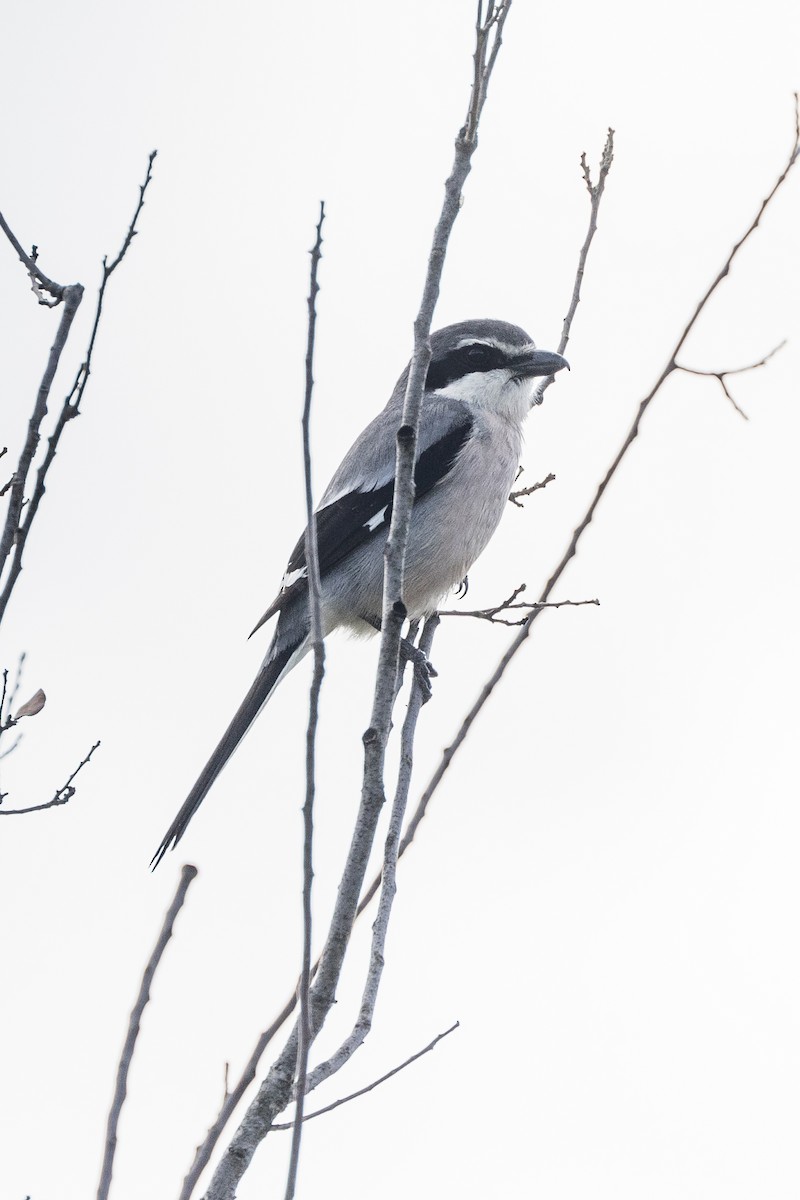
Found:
152,318 -> 568,865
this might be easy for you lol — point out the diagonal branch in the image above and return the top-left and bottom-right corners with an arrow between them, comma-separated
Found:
509,471 -> 556,507
0,282 -> 84,593
0,210 -> 66,303
0,739 -> 100,814
96,864 -> 197,1200
272,1021 -> 459,1131
440,585 -> 599,626
537,126 -> 614,403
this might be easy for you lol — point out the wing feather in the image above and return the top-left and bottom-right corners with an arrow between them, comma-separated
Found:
250,417 -> 473,635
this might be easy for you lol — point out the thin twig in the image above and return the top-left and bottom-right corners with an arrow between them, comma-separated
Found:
0,151 -> 157,626
272,1021 -> 459,1130
285,201 -> 327,1200
0,740 -> 100,814
0,211 -> 66,302
96,864 -> 197,1200
509,471 -> 555,507
675,340 -> 787,420
0,283 -> 84,593
538,127 -> 614,402
440,585 -> 599,626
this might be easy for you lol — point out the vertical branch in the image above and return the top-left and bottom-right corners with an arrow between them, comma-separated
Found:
96,865 -> 197,1200
285,202 -> 326,1200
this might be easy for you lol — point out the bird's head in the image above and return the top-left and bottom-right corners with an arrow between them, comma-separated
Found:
425,319 -> 569,416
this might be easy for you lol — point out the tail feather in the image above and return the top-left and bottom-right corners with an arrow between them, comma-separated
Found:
151,631 -> 306,868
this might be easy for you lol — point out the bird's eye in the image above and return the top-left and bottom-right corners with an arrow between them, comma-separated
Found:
466,344 -> 491,365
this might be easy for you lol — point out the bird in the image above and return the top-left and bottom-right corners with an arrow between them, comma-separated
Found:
152,319 -> 568,866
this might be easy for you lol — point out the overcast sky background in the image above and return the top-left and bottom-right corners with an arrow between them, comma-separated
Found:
2,2 -> 799,1197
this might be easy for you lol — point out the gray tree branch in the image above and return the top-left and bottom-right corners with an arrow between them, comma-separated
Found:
272,1020 -> 459,1131
284,200 -> 327,1200
96,864 -> 197,1200
0,150 -> 157,627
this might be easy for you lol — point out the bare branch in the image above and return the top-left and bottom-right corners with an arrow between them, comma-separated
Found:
0,211 -> 66,303
272,1021 -> 459,1130
96,864 -> 197,1200
285,200 -> 327,1200
0,283 -> 84,596
0,151 -> 157,626
0,740 -> 100,815
440,585 -> 599,626
676,340 -> 787,420
538,127 -> 614,403
301,617 -> 439,1098
0,733 -> 22,762
509,471 -> 556,507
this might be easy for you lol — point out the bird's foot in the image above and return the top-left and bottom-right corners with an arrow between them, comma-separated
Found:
400,638 -> 438,703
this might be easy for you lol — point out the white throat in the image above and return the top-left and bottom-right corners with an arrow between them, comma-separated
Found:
436,368 -> 538,424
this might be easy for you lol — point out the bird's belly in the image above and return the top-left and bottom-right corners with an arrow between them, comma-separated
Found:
323,465 -> 514,629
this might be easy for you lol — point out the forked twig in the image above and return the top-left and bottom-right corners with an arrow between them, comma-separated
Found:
440,584 -> 599,626
272,1021 -> 459,1130
675,340 -> 787,420
0,740 -> 101,814
509,471 -> 556,507
0,151 -> 157,626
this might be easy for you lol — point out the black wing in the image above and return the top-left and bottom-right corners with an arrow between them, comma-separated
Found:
250,418 -> 473,634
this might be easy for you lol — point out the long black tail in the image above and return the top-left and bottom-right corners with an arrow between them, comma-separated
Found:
151,632 -> 305,868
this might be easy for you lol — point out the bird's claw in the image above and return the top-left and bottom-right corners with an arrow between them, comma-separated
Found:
400,639 -> 437,703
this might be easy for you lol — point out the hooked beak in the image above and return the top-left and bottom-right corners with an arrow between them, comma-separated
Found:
512,347 -> 570,378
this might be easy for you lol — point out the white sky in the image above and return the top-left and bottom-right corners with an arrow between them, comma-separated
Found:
1,2 -> 799,1197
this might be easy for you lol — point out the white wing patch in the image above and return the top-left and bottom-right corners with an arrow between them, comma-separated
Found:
322,475 -> 390,509
364,505 -> 389,533
281,565 -> 308,592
